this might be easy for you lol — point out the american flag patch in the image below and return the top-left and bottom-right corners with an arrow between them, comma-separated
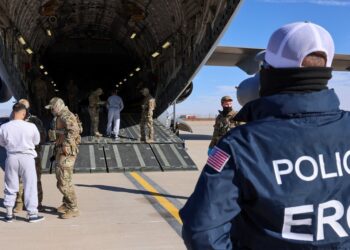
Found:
206,146 -> 230,172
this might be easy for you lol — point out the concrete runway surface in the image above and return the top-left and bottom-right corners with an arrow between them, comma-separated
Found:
0,120 -> 214,250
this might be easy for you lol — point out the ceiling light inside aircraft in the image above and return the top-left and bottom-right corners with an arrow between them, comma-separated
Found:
25,48 -> 33,54
151,51 -> 160,58
130,33 -> 137,39
129,73 -> 134,77
119,82 -> 122,85
44,71 -> 48,75
18,36 -> 26,45
54,89 -> 59,92
53,84 -> 57,86
123,79 -> 127,82
46,29 -> 52,37
39,65 -> 44,69
135,67 -> 141,72
51,81 -> 54,84
162,41 -> 171,49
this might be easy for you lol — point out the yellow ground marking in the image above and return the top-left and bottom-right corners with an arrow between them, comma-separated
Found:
130,172 -> 183,225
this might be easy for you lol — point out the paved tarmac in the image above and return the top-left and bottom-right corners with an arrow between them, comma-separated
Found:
0,120 -> 214,250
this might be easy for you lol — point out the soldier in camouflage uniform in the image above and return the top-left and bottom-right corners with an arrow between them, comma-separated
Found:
208,96 -> 238,155
12,99 -> 46,213
140,88 -> 156,142
45,97 -> 81,219
88,88 -> 104,137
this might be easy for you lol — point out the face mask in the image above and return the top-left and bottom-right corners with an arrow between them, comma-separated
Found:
222,107 -> 233,115
51,106 -> 61,116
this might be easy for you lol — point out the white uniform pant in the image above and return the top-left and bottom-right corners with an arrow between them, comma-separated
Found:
4,154 -> 38,215
107,109 -> 121,137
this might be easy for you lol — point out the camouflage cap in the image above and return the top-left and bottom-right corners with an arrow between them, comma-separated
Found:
45,97 -> 65,109
221,96 -> 233,102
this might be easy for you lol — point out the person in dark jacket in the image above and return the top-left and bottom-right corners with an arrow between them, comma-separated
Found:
208,96 -> 238,155
180,21 -> 350,249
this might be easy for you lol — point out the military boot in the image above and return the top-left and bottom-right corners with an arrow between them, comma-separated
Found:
60,209 -> 79,219
13,203 -> 24,213
38,204 -> 45,212
56,204 -> 68,213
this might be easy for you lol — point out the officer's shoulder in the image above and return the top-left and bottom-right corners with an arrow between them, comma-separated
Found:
60,110 -> 75,121
29,115 -> 43,123
224,118 -> 274,138
216,111 -> 223,118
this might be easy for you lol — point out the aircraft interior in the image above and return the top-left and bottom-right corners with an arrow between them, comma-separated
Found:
0,0 -> 241,117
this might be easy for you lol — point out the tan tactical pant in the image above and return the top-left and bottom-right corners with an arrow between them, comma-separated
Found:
140,114 -> 154,140
55,153 -> 78,210
88,107 -> 99,135
15,156 -> 43,206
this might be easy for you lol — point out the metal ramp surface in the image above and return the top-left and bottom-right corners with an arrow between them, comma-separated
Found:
81,114 -> 182,144
39,114 -> 196,173
40,142 -> 195,173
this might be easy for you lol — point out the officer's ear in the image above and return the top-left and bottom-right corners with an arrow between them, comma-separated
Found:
20,109 -> 27,120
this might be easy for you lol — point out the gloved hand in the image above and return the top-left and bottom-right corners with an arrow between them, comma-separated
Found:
208,147 -> 213,156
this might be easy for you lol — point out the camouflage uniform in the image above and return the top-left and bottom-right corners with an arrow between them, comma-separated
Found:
209,110 -> 239,148
15,115 -> 46,211
46,98 -> 81,218
88,89 -> 103,136
140,95 -> 156,141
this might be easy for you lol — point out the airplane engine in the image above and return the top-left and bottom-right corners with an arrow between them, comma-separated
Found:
176,82 -> 193,104
236,74 -> 260,106
0,78 -> 12,103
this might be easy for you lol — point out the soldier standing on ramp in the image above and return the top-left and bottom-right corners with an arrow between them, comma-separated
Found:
88,88 -> 104,137
45,97 -> 81,219
13,99 -> 46,213
208,96 -> 238,155
140,88 -> 156,142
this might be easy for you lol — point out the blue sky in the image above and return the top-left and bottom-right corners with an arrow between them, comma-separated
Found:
177,0 -> 350,116
1,0 -> 350,117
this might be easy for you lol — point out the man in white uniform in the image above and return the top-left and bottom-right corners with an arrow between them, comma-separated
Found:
0,103 -> 44,223
106,89 -> 124,140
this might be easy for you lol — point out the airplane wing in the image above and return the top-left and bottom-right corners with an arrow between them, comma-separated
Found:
206,46 -> 350,74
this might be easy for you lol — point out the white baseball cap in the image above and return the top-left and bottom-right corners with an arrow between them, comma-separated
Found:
265,22 -> 334,68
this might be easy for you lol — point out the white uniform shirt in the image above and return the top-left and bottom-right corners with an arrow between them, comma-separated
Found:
107,95 -> 124,112
0,120 -> 40,157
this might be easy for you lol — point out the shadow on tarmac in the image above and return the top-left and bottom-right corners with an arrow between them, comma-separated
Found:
76,184 -> 189,200
179,134 -> 212,140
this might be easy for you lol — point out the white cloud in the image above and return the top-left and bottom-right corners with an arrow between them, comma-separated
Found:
260,0 -> 350,6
